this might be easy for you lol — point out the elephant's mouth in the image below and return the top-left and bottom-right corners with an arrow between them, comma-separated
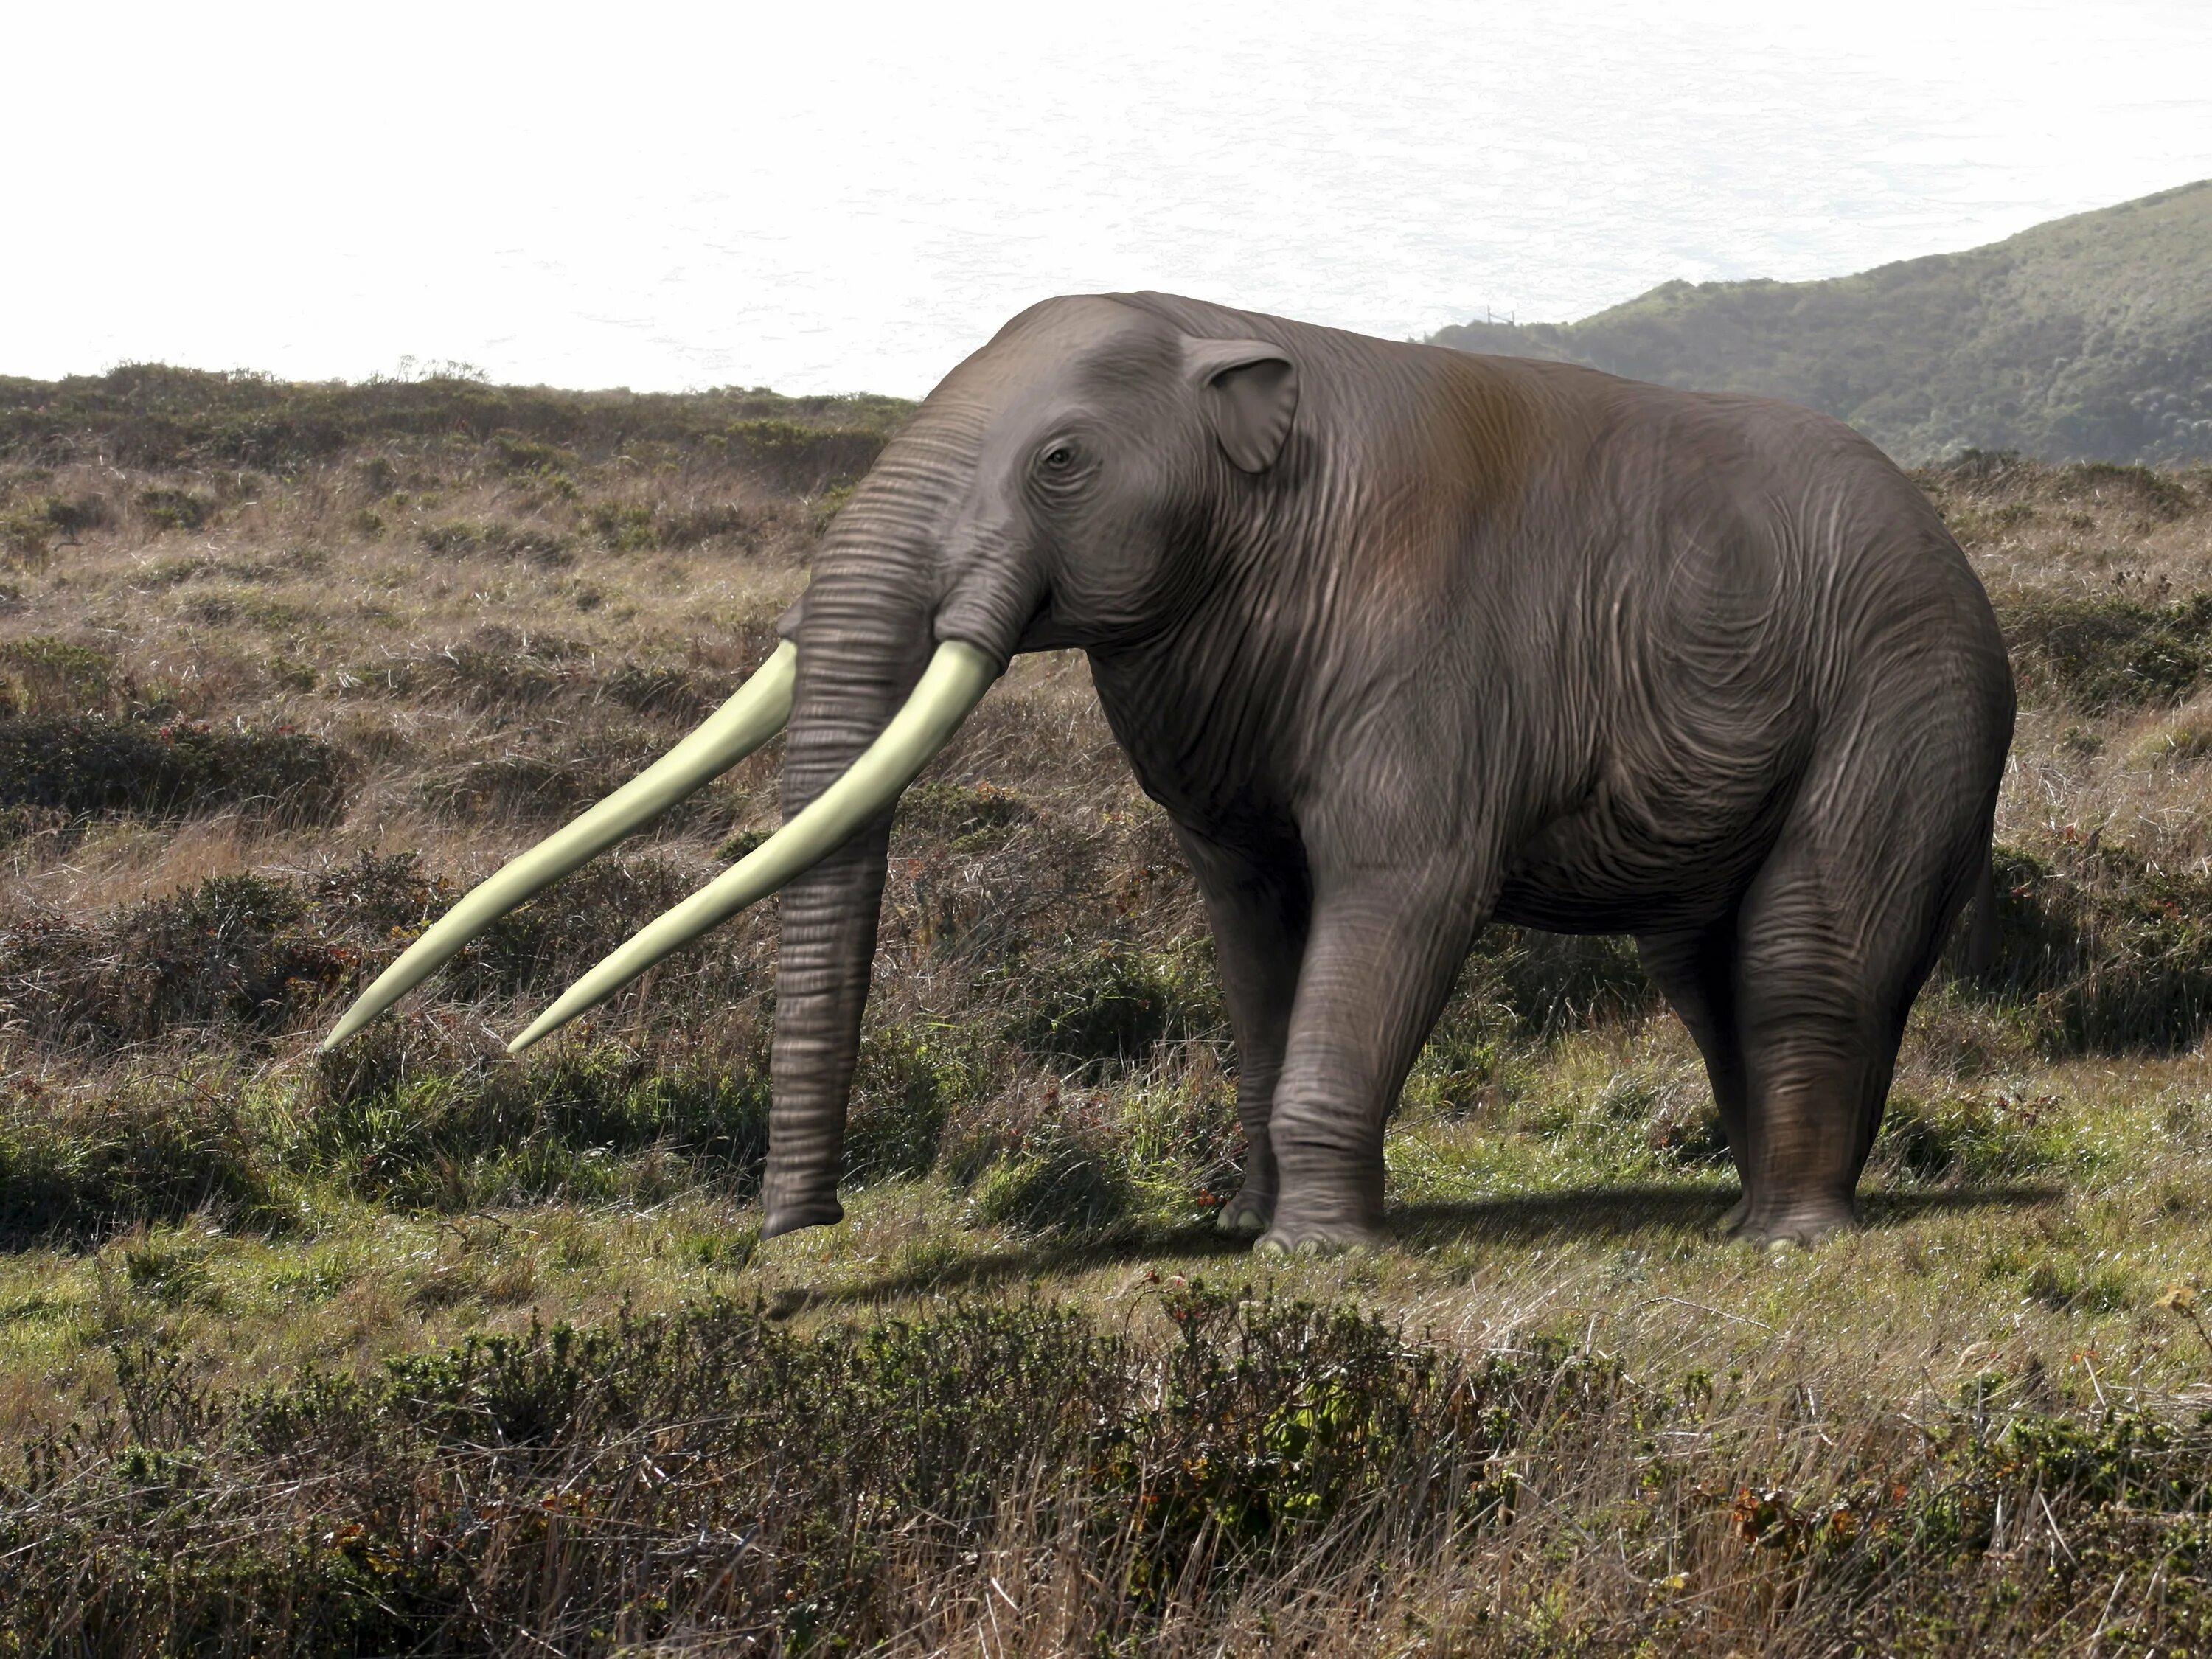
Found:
1012,588 -> 1084,653
319,636 -> 1001,1054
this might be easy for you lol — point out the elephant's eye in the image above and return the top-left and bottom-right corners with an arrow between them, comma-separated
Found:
1032,438 -> 1090,498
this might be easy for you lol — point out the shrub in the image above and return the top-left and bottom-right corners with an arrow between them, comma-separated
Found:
656,500 -> 761,549
420,744 -> 645,825
0,493 -> 109,559
2000,590 -> 2212,712
1977,838 -> 2212,1051
134,487 -> 213,532
0,1068 -> 285,1240
842,1024 -> 975,1181
964,1118 -> 1134,1232
0,850 -> 748,1059
584,501 -> 658,551
0,1293 -> 1596,1649
0,714 -> 349,823
601,659 -> 722,723
1477,925 -> 1656,1037
724,419 -> 886,492
2050,459 -> 2197,519
308,1039 -> 773,1208
1872,1088 -> 2056,1184
0,366 -> 915,470
898,779 -> 1037,849
426,852 -> 742,1009
484,431 -> 577,477
0,874 -> 355,1048
0,636 -> 118,717
1001,940 -> 1226,1076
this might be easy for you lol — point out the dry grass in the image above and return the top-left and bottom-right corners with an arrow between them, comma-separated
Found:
2,379 -> 2212,1653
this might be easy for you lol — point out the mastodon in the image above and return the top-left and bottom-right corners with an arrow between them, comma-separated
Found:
326,292 -> 2015,1253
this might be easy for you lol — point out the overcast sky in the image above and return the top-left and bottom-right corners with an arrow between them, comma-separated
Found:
7,0 -> 2209,397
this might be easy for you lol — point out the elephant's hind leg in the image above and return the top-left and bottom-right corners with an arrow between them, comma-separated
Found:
1726,772 -> 1987,1248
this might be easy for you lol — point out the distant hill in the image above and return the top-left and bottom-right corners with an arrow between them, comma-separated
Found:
1430,181 -> 2212,466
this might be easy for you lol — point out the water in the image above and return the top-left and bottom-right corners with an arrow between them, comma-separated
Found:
5,0 -> 2209,398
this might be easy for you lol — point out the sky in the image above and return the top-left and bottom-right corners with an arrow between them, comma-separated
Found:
5,0 -> 2210,398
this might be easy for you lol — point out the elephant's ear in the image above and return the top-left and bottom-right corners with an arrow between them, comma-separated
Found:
1184,337 -> 1298,474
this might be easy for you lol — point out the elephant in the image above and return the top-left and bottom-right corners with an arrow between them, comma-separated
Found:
324,291 -> 2016,1254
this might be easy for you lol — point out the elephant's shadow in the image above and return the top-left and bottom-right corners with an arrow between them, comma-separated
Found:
776,1179 -> 2061,1315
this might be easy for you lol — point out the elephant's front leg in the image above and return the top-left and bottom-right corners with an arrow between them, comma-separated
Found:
1173,827 -> 1310,1236
1260,862 -> 1483,1254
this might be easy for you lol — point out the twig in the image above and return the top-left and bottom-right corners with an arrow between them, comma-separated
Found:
2084,1570 -> 2126,1655
2038,1489 -> 2076,1563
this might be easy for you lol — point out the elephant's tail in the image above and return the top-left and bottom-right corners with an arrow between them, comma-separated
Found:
1964,850 -> 2000,977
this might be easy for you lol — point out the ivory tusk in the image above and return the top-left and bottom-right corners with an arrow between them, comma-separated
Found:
507,639 -> 998,1054
319,640 -> 799,1051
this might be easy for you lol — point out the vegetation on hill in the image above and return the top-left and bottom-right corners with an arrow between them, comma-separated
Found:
1433,180 -> 2212,467
1,372 -> 2211,1651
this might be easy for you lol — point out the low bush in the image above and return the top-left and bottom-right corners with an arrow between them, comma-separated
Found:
134,487 -> 213,532
0,874 -> 354,1048
417,734 -> 667,825
724,418 -> 887,493
0,492 -> 110,559
0,1293 -> 1600,1651
1475,925 -> 1657,1037
1871,1088 -> 2058,1184
1978,838 -> 2212,1051
0,1067 -> 287,1242
841,1023 -> 978,1182
897,778 -> 1037,849
0,714 -> 348,823
308,1037 -> 773,1209
0,851 -> 751,1059
1999,590 -> 2212,712
0,635 -> 119,716
483,431 -> 577,478
1001,939 -> 1227,1077
963,1116 -> 1136,1232
0,366 -> 915,470
583,500 -> 659,551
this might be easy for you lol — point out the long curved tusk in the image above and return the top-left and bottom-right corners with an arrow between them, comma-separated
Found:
320,641 -> 799,1051
507,640 -> 999,1054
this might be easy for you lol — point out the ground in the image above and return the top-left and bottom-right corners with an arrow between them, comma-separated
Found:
1,374 -> 2210,1652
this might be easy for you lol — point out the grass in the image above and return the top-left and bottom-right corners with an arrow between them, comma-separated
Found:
0,378 -> 2211,1652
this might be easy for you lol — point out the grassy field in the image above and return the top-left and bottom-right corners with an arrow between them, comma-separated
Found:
2,369 -> 2212,1653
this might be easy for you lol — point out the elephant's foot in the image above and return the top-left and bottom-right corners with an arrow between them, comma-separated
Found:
1734,1197 -> 1859,1251
761,1193 -> 845,1239
1714,1192 -> 1751,1236
1214,1181 -> 1276,1237
1254,1208 -> 1383,1258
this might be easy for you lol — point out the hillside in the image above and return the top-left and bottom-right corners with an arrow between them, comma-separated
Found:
1433,180 -> 2212,466
4,373 -> 2212,1649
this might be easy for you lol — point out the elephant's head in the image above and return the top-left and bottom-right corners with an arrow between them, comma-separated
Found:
321,294 -> 1304,1235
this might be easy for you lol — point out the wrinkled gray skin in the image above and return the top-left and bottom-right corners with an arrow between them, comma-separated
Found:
765,291 -> 2015,1254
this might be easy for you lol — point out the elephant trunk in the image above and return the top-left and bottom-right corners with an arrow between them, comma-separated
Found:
760,556 -> 934,1236
760,415 -> 1040,1237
